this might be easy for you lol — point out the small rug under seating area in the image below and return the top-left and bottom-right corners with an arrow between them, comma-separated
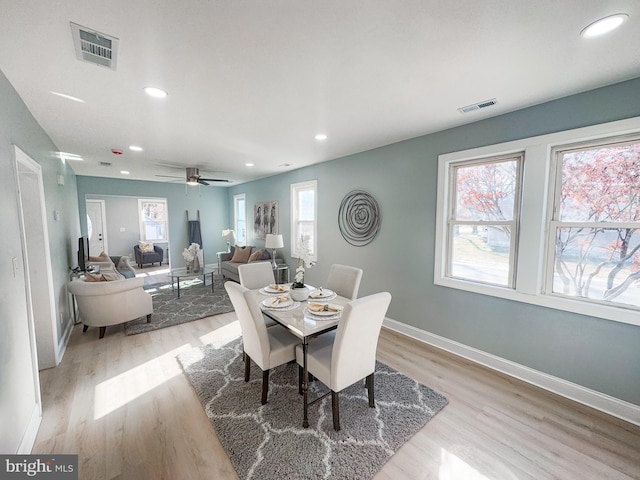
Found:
178,337 -> 448,480
124,275 -> 234,335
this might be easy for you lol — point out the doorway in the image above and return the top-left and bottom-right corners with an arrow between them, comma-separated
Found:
14,145 -> 59,370
86,199 -> 107,255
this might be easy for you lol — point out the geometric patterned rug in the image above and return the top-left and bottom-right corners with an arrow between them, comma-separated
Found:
177,336 -> 448,480
124,275 -> 234,335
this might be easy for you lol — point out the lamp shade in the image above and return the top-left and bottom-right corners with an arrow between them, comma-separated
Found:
265,234 -> 284,249
221,229 -> 236,243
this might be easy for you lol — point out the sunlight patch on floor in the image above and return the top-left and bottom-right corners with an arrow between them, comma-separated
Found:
93,344 -> 192,420
199,320 -> 242,346
439,449 -> 492,480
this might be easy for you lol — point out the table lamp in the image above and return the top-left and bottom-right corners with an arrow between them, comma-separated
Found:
222,229 -> 236,252
265,234 -> 284,268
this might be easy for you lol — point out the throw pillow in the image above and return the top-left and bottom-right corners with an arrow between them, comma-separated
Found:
85,273 -> 106,282
89,251 -> 111,263
139,241 -> 154,253
230,245 -> 252,263
248,249 -> 265,262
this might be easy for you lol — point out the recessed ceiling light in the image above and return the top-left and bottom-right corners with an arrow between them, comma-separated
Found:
581,13 -> 628,38
50,91 -> 85,103
245,163 -> 254,167
120,170 -> 130,175
144,86 -> 168,98
129,145 -> 143,152
315,134 -> 328,141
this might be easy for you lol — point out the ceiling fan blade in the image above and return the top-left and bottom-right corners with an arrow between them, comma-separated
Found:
198,179 -> 210,186
199,177 -> 231,182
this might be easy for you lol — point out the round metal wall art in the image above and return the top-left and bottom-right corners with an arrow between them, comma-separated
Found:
338,190 -> 381,247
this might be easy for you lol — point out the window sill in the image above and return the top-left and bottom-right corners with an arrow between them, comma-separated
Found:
434,277 -> 640,327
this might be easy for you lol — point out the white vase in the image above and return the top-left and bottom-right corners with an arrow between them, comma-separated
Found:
290,285 -> 309,302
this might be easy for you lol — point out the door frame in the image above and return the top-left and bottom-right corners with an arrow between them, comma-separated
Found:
86,198 -> 108,255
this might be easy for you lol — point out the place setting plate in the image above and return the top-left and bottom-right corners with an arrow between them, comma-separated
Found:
307,287 -> 336,301
260,283 -> 291,296
261,296 -> 297,311
304,302 -> 343,320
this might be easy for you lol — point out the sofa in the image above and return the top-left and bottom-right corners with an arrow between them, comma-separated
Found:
220,246 -> 284,283
134,244 -> 164,268
68,276 -> 153,338
88,253 -> 136,278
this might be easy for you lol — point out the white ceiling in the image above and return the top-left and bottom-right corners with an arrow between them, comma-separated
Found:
1,1 -> 639,186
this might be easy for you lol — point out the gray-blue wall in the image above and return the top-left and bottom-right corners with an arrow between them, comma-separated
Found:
227,77 -> 640,406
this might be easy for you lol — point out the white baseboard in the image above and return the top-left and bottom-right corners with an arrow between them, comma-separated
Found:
17,403 -> 42,454
383,318 -> 640,427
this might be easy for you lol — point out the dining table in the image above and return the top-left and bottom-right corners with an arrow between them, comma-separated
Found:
250,285 -> 349,428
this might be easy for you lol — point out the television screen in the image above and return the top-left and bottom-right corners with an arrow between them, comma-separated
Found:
77,236 -> 90,271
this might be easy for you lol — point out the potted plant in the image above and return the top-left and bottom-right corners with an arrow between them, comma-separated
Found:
290,234 -> 315,301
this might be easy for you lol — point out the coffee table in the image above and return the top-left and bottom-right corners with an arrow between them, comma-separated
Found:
170,264 -> 216,298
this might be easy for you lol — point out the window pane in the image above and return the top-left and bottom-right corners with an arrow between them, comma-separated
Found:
560,142 -> 640,222
455,160 -> 518,221
298,222 -> 315,254
299,189 -> 315,221
450,224 -> 512,286
552,227 -> 640,308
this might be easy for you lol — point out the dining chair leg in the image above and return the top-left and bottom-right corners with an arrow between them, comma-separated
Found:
244,355 -> 251,382
99,326 -> 106,339
331,391 -> 340,431
366,373 -> 375,408
261,369 -> 270,405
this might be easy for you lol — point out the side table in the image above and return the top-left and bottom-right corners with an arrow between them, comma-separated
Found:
272,264 -> 289,284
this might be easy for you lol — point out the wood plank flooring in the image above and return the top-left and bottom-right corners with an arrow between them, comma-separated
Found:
33,313 -> 640,479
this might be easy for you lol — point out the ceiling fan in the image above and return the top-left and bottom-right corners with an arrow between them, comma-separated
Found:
155,167 -> 231,185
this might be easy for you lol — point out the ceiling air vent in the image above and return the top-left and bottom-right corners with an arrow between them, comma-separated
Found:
70,22 -> 118,70
458,98 -> 498,114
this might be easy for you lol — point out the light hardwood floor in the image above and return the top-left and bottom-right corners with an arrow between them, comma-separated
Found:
33,313 -> 640,480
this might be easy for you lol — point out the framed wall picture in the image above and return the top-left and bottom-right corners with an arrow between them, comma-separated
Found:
254,201 -> 278,240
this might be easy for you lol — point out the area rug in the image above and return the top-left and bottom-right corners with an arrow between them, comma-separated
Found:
124,276 -> 234,335
178,337 -> 448,480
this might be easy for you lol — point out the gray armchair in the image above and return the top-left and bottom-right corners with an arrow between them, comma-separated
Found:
134,244 -> 164,268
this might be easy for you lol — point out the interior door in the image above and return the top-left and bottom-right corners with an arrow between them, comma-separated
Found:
86,199 -> 107,255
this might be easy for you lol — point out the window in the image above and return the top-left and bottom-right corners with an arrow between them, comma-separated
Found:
435,116 -> 640,326
138,198 -> 168,242
291,180 -> 317,261
546,137 -> 640,310
448,155 -> 523,287
234,194 -> 246,245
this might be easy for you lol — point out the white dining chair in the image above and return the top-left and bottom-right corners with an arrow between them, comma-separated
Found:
238,262 -> 276,290
225,282 -> 300,405
238,262 -> 279,328
295,291 -> 392,431
326,264 -> 363,300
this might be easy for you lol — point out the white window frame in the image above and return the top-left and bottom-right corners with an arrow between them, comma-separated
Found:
138,198 -> 169,242
435,116 -> 640,327
233,193 -> 246,246
446,154 -> 523,288
544,134 -> 640,309
290,180 -> 318,261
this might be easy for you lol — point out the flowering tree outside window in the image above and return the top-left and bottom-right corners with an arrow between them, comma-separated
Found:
549,140 -> 640,308
448,155 -> 522,287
